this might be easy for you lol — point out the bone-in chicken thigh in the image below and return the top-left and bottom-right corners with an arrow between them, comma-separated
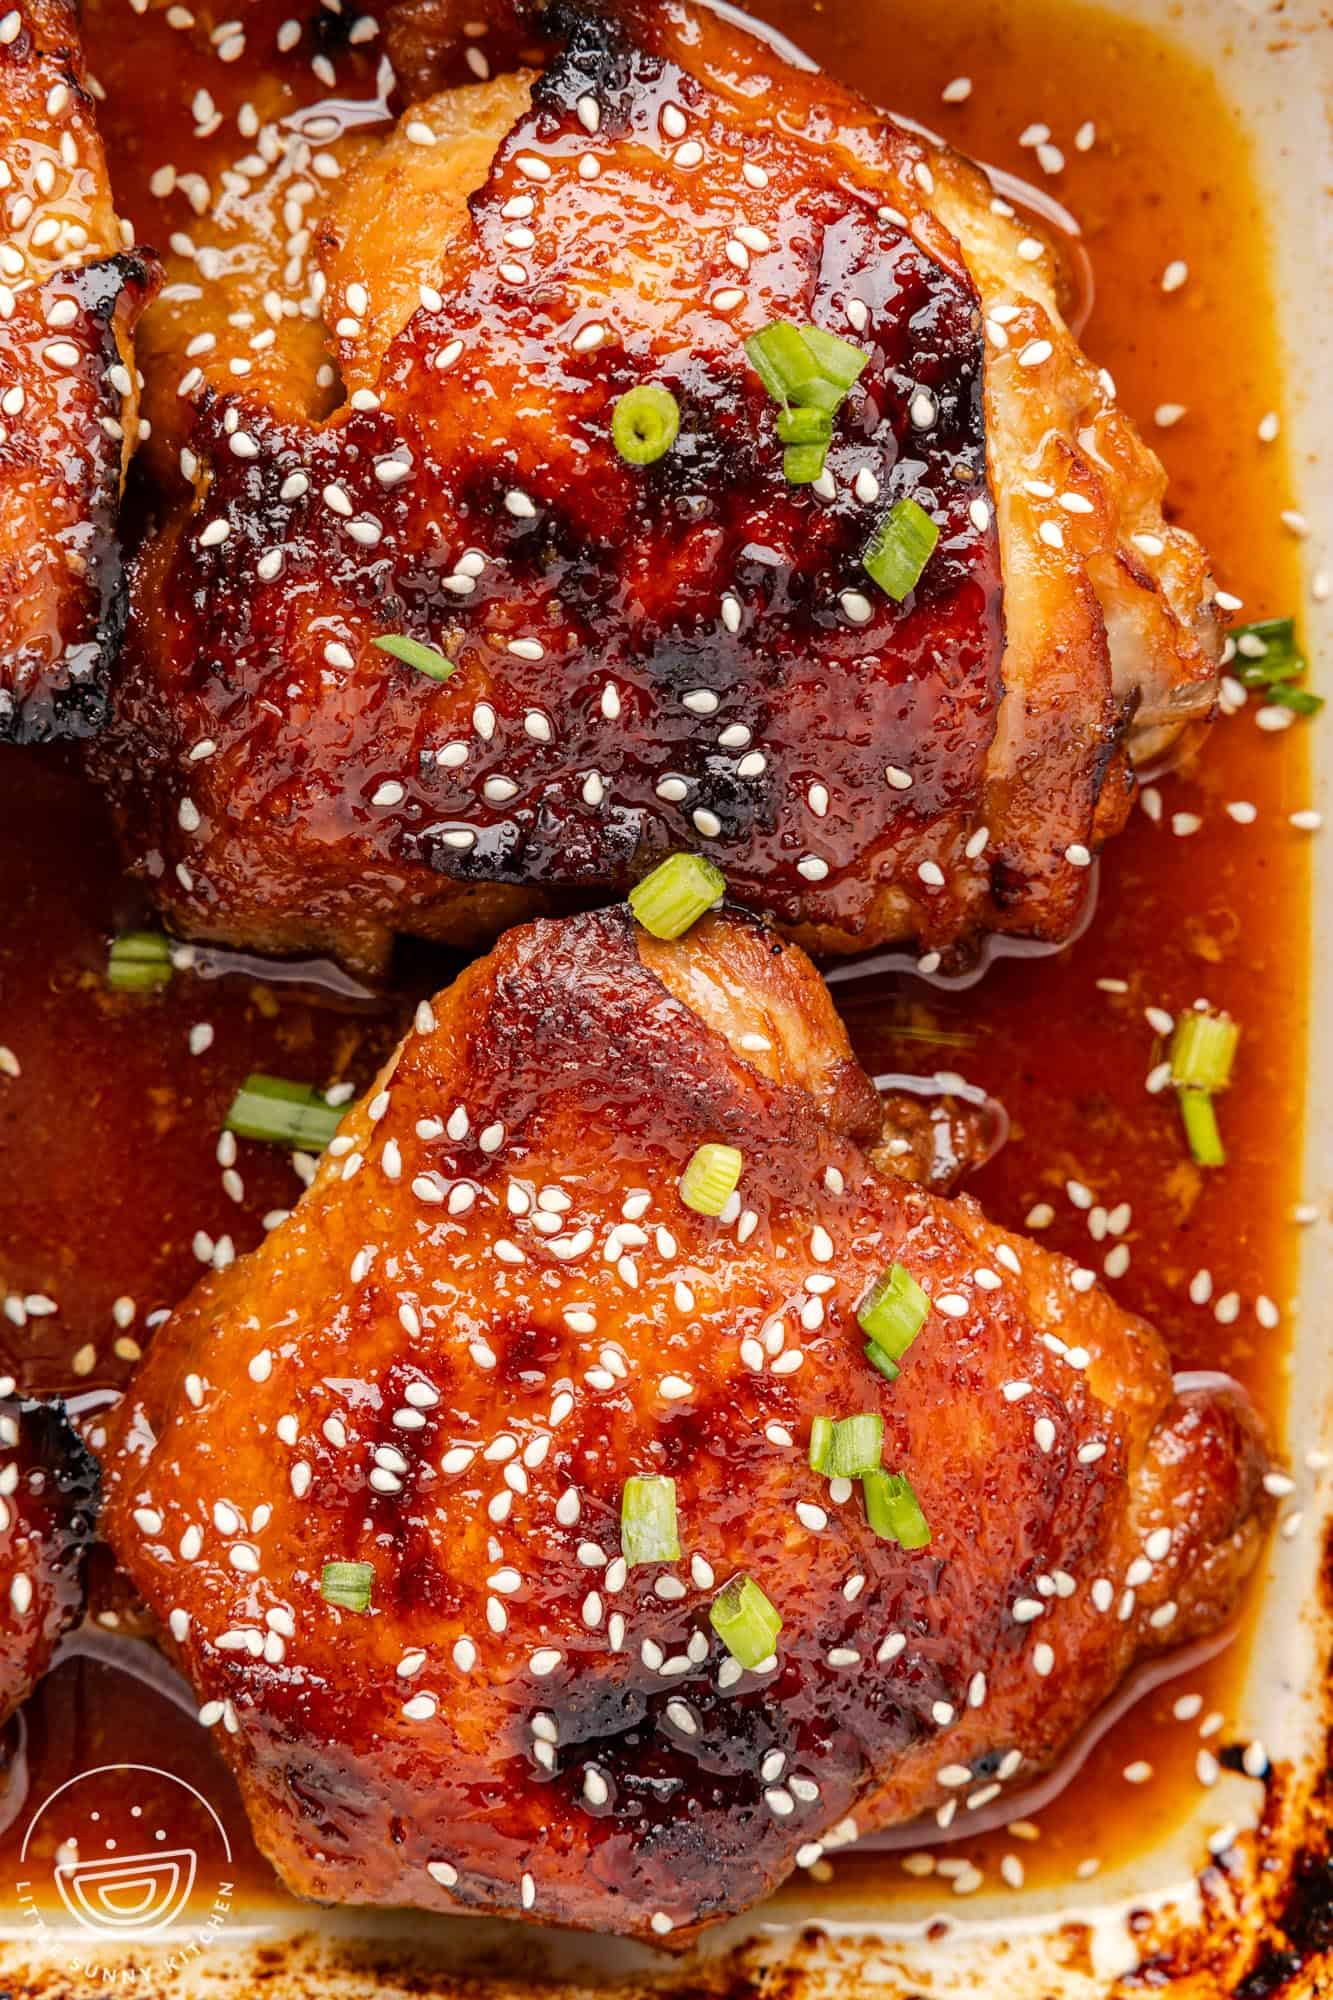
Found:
94,0 -> 1220,973
0,0 -> 153,742
100,906 -> 1270,1943
0,1399 -> 99,1725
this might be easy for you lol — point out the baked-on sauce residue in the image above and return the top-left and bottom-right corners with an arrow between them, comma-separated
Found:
0,0 -> 1312,1923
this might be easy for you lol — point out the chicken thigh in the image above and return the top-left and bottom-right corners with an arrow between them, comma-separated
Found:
0,0 -> 154,742
93,0 -> 1220,972
0,1398 -> 99,1724
100,905 -> 1271,1942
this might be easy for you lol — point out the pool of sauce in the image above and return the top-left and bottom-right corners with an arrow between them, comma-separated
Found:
0,0 -> 1312,1928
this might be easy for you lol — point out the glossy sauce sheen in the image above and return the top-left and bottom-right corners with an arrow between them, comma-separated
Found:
0,0 -> 1310,1921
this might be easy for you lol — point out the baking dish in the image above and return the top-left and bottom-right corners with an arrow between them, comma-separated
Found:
0,0 -> 1328,1988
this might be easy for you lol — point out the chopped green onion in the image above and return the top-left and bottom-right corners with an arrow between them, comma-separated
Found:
776,406 -> 833,447
320,1560 -> 373,1612
862,1470 -> 931,1548
620,1475 -> 680,1566
745,323 -> 868,485
1179,1090 -> 1226,1169
611,383 -> 680,465
782,442 -> 828,485
744,321 -> 823,403
787,374 -> 845,415
864,1341 -> 901,1383
709,1573 -> 781,1668
373,633 -> 456,681
1170,1011 -> 1239,1093
863,496 -> 940,600
1231,617 -> 1323,714
679,1141 -> 743,1216
799,326 -> 870,392
809,1413 -> 883,1479
856,1262 -> 929,1361
107,931 -> 173,993
628,852 -> 725,939
224,1074 -> 342,1151
1169,1010 -> 1237,1169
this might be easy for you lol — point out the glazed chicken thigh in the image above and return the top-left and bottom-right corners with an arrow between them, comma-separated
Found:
93,0 -> 1221,973
100,906 -> 1270,1942
0,0 -> 153,742
0,1398 -> 99,1725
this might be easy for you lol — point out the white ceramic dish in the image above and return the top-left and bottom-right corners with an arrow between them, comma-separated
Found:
4,0 -> 1328,1991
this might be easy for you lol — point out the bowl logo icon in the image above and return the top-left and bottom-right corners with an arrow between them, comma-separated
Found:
54,1845 -> 198,1935
18,1763 -> 234,1961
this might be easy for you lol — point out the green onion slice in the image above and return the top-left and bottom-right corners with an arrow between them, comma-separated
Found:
224,1074 -> 342,1151
321,1559 -> 373,1612
611,383 -> 681,465
373,633 -> 456,682
679,1141 -> 742,1217
864,1341 -> 901,1383
709,1572 -> 781,1668
1170,1011 -> 1239,1093
863,496 -> 940,601
783,442 -> 828,485
799,325 -> 870,391
744,321 -> 824,403
809,1412 -> 883,1479
628,852 -> 725,939
857,1262 -> 929,1361
1231,617 -> 1322,713
776,405 -> 833,447
107,931 -> 174,993
1180,1090 -> 1226,1169
863,1470 -> 931,1548
620,1475 -> 680,1566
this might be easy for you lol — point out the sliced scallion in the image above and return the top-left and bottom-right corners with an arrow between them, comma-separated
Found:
744,322 -> 868,485
709,1572 -> 781,1668
1231,617 -> 1322,713
1169,1009 -> 1237,1170
857,1262 -> 928,1361
862,1470 -> 931,1548
776,405 -> 833,447
782,442 -> 828,485
679,1142 -> 742,1217
1179,1089 -> 1226,1169
107,931 -> 174,993
611,383 -> 681,465
628,852 -> 725,939
1169,1011 -> 1239,1093
373,633 -> 456,682
863,496 -> 940,601
224,1074 -> 342,1151
321,1559 -> 373,1612
744,321 -> 823,403
809,1412 -> 883,1479
864,1341 -> 901,1383
799,325 -> 870,392
620,1475 -> 680,1567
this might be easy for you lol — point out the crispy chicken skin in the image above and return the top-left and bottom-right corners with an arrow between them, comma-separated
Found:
100,908 -> 1271,1943
0,0 -> 155,742
0,1399 -> 99,1724
94,0 -> 1220,973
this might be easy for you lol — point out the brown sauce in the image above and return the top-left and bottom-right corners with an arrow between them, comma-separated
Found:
0,0 -> 1311,1927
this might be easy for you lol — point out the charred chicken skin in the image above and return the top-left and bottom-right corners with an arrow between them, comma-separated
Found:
100,907 -> 1271,1943
0,0 -> 154,742
94,0 -> 1221,974
0,1398 -> 99,1724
